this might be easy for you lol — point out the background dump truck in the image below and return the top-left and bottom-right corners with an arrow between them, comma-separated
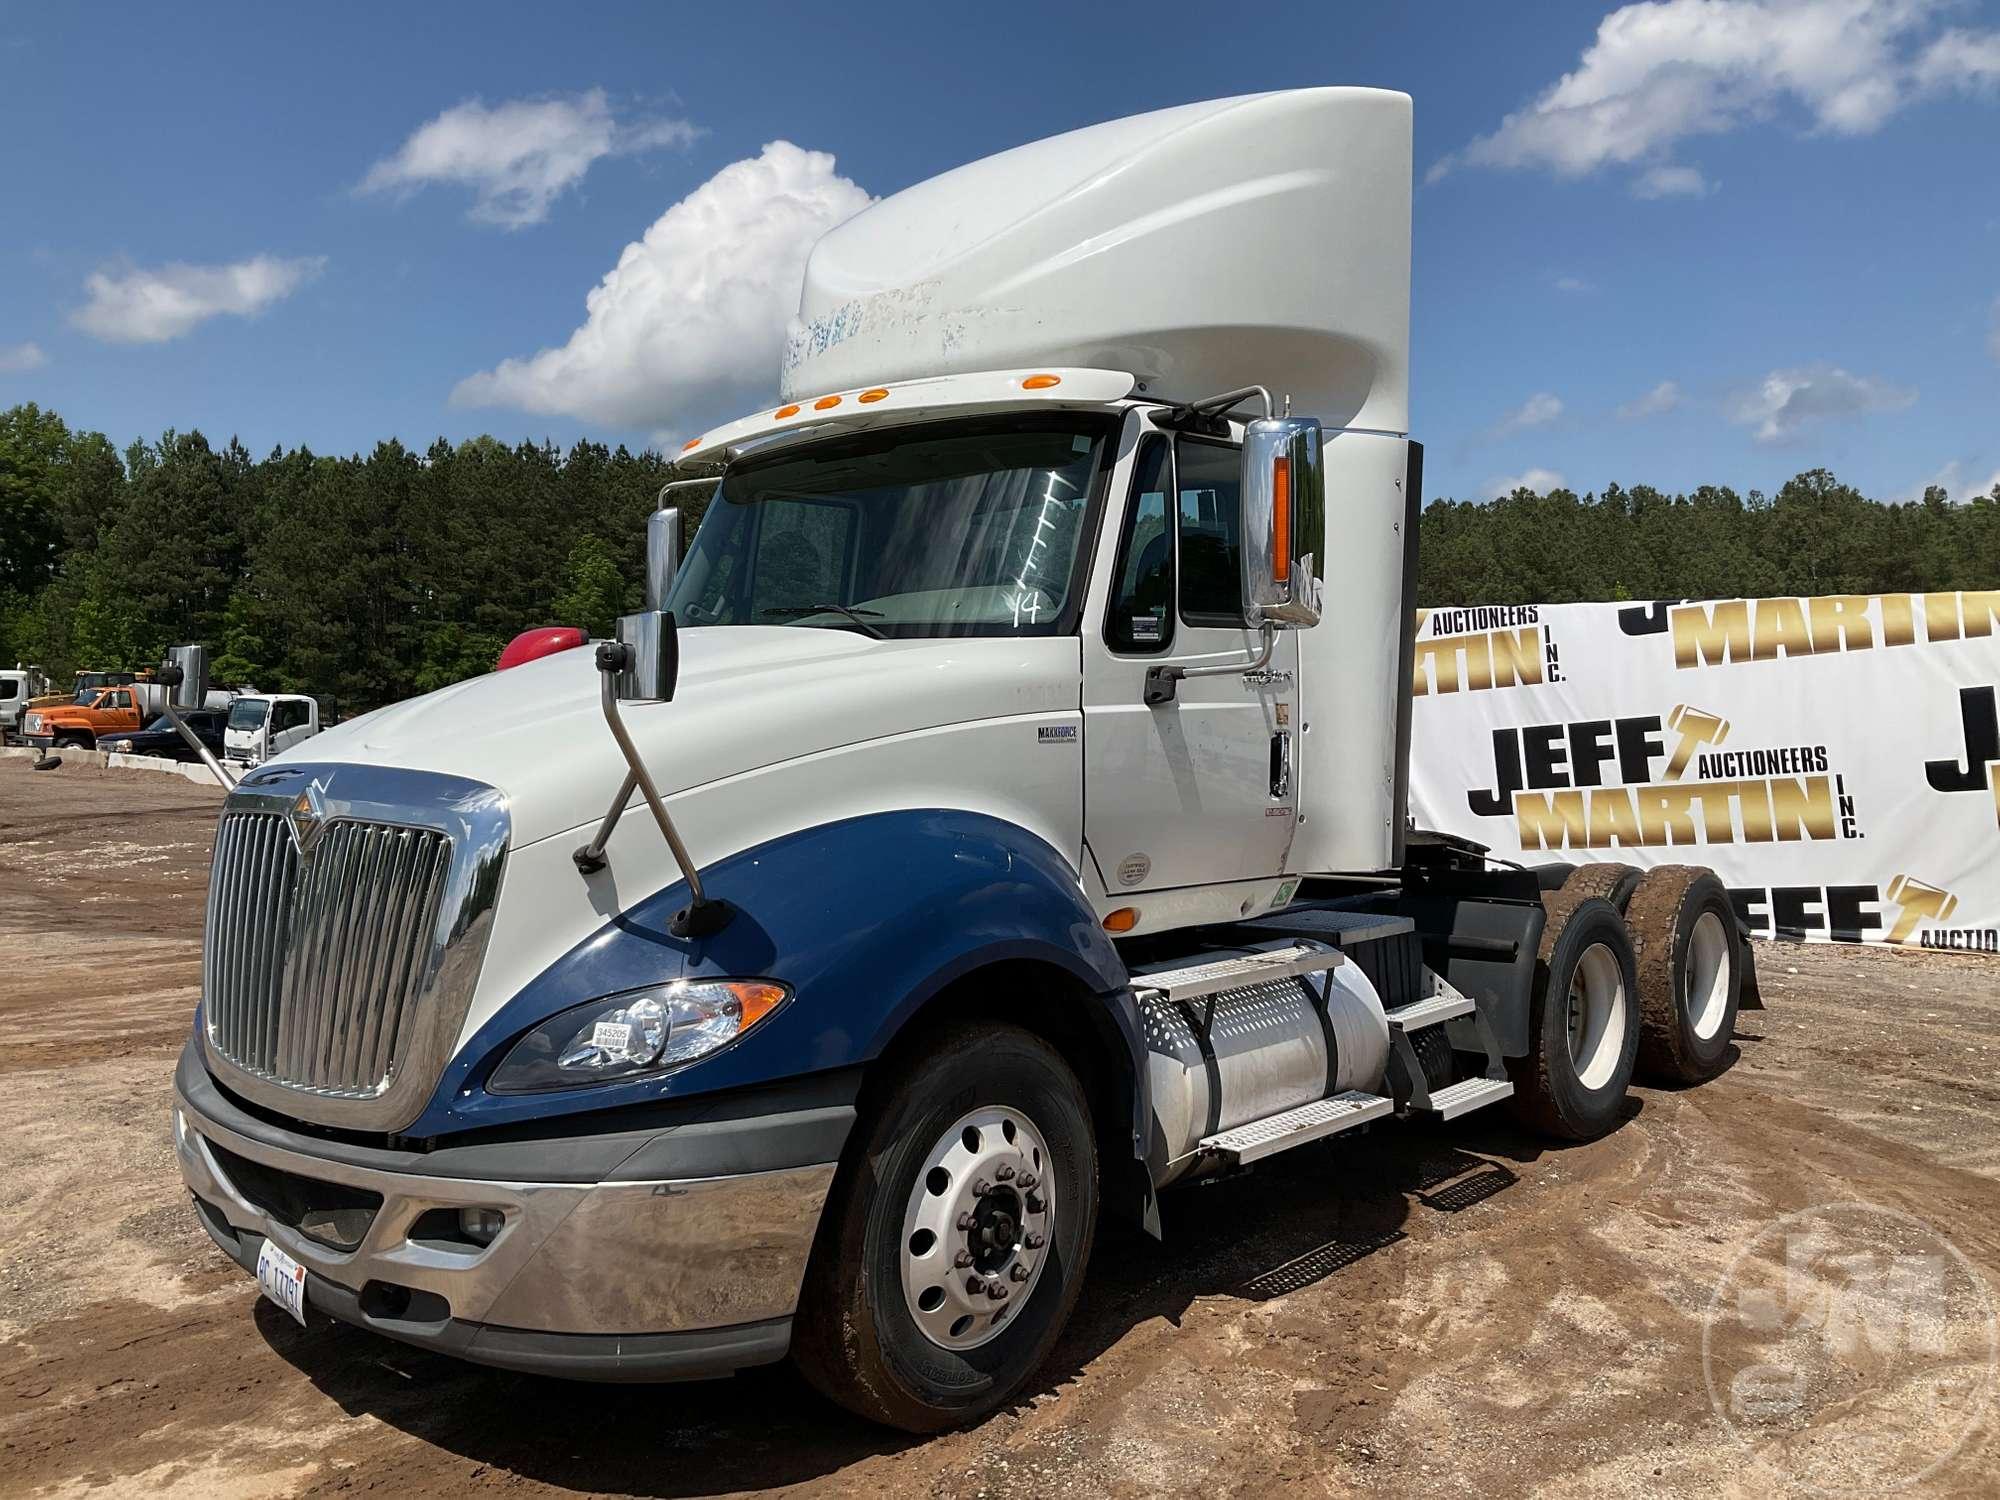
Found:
23,684 -> 145,750
170,88 -> 1753,1433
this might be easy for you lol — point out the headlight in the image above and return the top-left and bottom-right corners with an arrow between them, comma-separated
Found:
24,715 -> 41,733
108,739 -> 133,752
487,979 -> 789,1093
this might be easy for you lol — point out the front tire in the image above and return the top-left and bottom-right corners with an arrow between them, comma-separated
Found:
793,1023 -> 1098,1432
1508,894 -> 1641,1140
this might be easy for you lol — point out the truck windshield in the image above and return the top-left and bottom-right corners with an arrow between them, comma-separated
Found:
666,417 -> 1111,639
228,701 -> 268,731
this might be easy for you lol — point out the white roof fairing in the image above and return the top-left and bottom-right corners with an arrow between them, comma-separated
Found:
782,88 -> 1413,434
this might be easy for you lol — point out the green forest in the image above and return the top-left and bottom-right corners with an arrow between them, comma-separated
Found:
3,400 -> 1996,712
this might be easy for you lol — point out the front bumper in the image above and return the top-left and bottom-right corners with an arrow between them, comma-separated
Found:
173,1042 -> 851,1381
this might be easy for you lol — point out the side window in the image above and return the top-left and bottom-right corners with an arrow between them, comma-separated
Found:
273,701 -> 303,733
111,690 -> 132,710
749,500 -> 855,619
1105,436 -> 1175,654
1175,437 -> 1243,625
0,680 -> 16,700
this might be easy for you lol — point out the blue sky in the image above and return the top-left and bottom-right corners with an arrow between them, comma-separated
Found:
2,0 -> 1996,505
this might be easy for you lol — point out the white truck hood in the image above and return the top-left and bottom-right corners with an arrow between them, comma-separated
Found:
289,627 -> 1080,848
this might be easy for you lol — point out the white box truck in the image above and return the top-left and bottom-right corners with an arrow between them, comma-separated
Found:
171,88 -> 1752,1431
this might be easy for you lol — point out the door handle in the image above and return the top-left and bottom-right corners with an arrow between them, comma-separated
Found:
1270,730 -> 1292,800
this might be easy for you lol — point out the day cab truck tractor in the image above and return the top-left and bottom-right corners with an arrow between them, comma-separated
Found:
169,88 -> 1753,1433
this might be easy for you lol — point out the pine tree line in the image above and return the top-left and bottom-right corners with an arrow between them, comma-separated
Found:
4,402 -> 1995,711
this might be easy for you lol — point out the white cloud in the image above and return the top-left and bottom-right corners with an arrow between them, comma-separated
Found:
1915,26 -> 2000,90
1632,164 -> 1715,198
359,89 -> 699,229
453,142 -> 872,432
71,255 -> 325,344
1486,467 -> 1567,498
1553,273 -> 1597,293
1727,363 -> 1915,444
1905,460 -> 2000,502
0,341 -> 46,373
1489,391 -> 1564,440
1429,1 -> 1999,197
1619,379 -> 1684,418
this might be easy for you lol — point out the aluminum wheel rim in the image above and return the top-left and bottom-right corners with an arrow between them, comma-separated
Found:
1565,941 -> 1627,1090
899,1105 -> 1055,1351
1685,910 -> 1733,1041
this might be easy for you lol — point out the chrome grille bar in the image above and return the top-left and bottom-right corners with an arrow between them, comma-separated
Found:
205,811 -> 453,1099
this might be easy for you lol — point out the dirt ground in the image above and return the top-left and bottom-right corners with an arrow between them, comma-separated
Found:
2,754 -> 1997,1499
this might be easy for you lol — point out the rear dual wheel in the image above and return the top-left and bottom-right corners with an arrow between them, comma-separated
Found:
1625,866 -> 1740,1083
793,1023 -> 1098,1433
1509,894 -> 1641,1139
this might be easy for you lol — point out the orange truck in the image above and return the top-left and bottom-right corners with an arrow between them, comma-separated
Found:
21,685 -> 146,751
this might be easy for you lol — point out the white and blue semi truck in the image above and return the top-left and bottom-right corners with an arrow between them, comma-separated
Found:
171,88 -> 1752,1431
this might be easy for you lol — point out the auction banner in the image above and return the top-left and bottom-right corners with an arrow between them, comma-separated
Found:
1406,593 -> 2000,953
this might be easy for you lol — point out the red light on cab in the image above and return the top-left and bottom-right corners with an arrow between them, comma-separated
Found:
496,626 -> 588,672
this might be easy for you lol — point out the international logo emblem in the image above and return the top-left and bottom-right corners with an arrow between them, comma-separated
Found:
287,779 -> 330,857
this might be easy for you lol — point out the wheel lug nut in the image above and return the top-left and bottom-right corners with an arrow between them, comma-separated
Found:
988,1283 -> 1010,1301
1010,1263 -> 1029,1281
1025,1192 -> 1046,1214
1016,1172 -> 1037,1190
954,1249 -> 972,1268
956,1211 -> 977,1230
994,1163 -> 1014,1181
966,1275 -> 984,1294
971,1178 -> 990,1198
1025,1231 -> 1045,1249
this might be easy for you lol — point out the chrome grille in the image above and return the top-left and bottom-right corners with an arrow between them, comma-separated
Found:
204,812 -> 453,1098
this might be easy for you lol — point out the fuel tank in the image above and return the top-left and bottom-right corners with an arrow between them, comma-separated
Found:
1138,948 -> 1391,1187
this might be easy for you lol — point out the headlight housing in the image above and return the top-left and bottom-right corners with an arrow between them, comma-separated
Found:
108,739 -> 133,752
487,979 -> 789,1093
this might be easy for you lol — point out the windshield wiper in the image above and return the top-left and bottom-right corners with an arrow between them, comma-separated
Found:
761,604 -> 888,639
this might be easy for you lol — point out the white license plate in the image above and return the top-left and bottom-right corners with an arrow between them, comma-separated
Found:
255,1236 -> 310,1328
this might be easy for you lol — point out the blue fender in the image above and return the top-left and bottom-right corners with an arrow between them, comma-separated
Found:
405,810 -> 1143,1143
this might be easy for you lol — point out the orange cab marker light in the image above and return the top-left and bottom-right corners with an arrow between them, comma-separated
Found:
1103,907 -> 1139,933
774,404 -> 801,419
681,437 -> 701,452
858,387 -> 891,403
814,394 -> 842,410
1022,373 -> 1062,390
1272,455 -> 1291,584
735,982 -> 788,1030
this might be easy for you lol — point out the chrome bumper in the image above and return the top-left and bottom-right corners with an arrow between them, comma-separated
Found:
173,1075 -> 841,1377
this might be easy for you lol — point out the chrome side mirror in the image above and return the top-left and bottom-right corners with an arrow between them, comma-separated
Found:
607,610 -> 679,703
1240,417 -> 1324,628
646,506 -> 682,611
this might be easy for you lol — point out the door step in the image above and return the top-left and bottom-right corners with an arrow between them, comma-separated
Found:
1383,992 -> 1475,1031
1135,944 -> 1342,1005
1199,1090 -> 1394,1165
1417,1077 -> 1515,1121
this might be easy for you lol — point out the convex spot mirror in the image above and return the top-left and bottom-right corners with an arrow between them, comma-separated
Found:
1239,417 -> 1324,628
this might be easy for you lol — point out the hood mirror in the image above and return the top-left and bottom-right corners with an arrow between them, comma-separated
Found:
607,609 -> 679,704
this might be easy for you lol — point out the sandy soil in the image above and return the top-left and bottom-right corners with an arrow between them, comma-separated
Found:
1,755 -> 1997,1498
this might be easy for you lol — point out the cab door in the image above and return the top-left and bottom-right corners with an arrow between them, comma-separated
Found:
1082,420 -> 1298,898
